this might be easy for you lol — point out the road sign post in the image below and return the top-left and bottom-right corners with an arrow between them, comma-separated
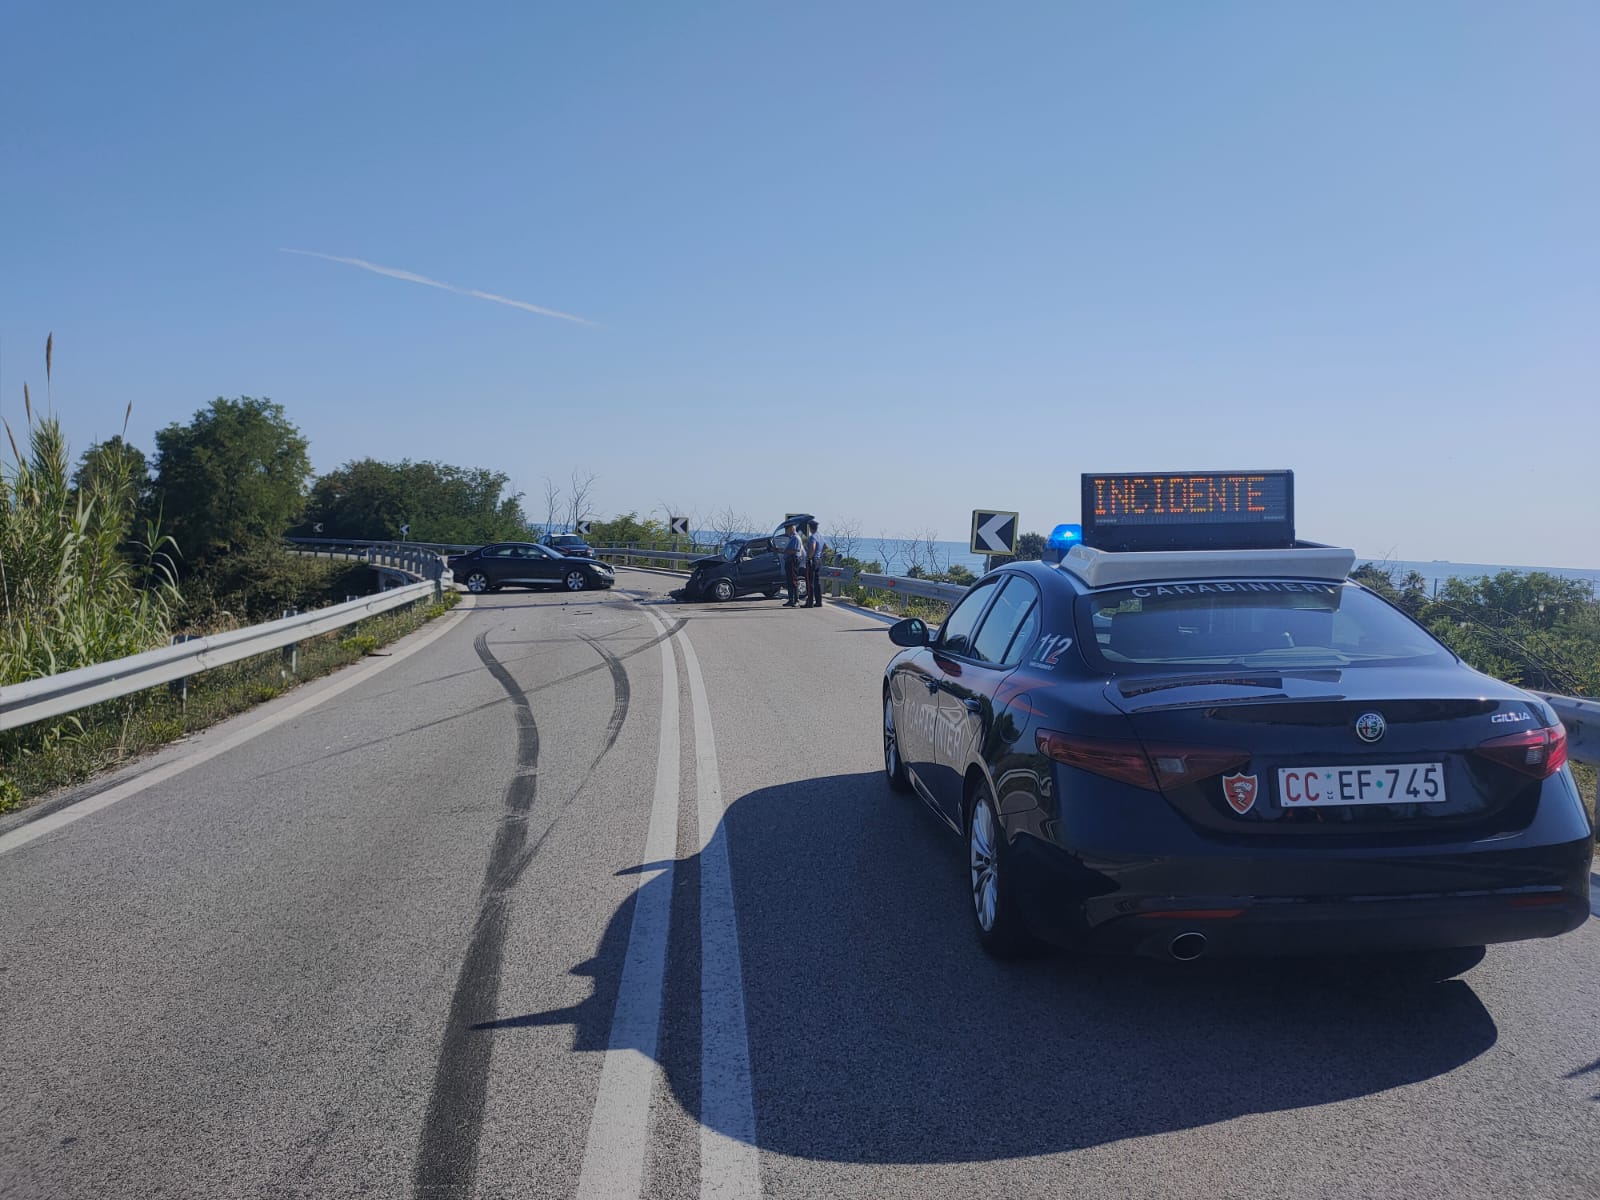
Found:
970,509 -> 1020,562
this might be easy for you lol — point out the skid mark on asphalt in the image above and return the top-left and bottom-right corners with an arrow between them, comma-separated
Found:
578,634 -> 632,768
474,634 -> 642,900
251,622 -> 680,782
412,630 -> 541,1198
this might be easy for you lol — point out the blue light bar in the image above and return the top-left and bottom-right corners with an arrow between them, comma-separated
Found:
1044,524 -> 1082,563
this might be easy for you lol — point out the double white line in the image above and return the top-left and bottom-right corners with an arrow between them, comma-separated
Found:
574,609 -> 759,1200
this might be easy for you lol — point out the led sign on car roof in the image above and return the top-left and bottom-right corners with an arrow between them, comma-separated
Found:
1080,470 -> 1295,552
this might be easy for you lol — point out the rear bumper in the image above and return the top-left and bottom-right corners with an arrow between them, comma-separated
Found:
1007,830 -> 1594,956
1089,889 -> 1590,959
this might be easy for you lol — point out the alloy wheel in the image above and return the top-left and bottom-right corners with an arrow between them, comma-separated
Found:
969,799 -> 999,933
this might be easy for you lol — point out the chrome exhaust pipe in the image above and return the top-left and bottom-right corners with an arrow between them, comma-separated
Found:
1169,932 -> 1207,962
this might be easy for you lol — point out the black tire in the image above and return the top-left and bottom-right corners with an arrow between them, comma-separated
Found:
564,569 -> 588,592
883,692 -> 912,793
967,780 -> 1032,957
465,572 -> 491,594
710,577 -> 735,602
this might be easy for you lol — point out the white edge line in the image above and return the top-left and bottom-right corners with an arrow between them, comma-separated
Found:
0,596 -> 477,859
574,606 -> 680,1200
678,629 -> 761,1200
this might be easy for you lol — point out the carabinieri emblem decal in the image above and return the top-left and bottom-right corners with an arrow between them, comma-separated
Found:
1222,772 -> 1259,815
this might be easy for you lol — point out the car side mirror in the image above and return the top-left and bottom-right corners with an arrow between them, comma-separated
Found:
888,617 -> 929,648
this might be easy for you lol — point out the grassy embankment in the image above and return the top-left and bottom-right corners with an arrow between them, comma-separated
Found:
0,591 -> 459,812
1,349 -> 465,813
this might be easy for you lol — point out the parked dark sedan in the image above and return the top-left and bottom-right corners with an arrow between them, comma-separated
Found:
681,536 -> 805,603
448,542 -> 615,593
542,533 -> 597,557
883,544 -> 1591,962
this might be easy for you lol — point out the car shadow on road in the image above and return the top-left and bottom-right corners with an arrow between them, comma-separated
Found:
483,771 -> 1500,1164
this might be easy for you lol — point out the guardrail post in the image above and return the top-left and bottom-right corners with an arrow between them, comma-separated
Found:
281,609 -> 299,677
168,634 -> 200,706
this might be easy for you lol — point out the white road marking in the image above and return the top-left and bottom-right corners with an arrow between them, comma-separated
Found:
678,630 -> 761,1200
0,596 -> 477,859
574,607 -> 681,1200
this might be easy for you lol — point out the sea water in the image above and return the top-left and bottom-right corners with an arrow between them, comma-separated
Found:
861,539 -> 1600,595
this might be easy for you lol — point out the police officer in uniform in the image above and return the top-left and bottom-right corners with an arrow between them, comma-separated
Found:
780,521 -> 803,606
804,521 -> 826,607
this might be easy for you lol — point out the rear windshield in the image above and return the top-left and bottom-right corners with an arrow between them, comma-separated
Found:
1077,580 -> 1453,672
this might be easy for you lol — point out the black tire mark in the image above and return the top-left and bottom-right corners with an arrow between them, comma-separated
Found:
522,618 -> 685,697
255,621 -> 684,783
474,631 -> 641,899
413,630 -> 539,1198
578,633 -> 631,768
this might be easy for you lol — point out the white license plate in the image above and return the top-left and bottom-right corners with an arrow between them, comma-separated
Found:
1277,763 -> 1447,807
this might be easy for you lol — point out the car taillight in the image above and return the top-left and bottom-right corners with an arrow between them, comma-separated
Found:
1472,724 -> 1568,779
1036,731 -> 1250,792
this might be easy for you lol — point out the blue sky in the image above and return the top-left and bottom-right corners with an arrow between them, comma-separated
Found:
3,1 -> 1596,566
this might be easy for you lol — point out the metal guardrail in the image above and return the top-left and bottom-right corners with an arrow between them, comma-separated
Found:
827,567 -> 968,604
0,582 -> 436,732
589,546 -> 716,572
282,539 -> 455,594
3,545 -> 455,733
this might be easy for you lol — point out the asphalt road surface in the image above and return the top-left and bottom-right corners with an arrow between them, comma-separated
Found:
2,568 -> 1597,1199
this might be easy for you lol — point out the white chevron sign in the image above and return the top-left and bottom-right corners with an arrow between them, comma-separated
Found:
970,509 -> 1019,556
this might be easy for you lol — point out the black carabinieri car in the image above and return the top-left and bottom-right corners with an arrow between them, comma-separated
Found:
882,471 -> 1592,960
448,542 -> 615,593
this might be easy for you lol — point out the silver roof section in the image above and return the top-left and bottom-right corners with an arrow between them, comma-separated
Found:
1059,542 -> 1356,589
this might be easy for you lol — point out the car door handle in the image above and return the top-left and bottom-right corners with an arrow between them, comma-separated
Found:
961,697 -> 982,714
924,678 -> 940,694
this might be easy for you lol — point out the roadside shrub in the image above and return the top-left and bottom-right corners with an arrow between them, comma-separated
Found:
179,542 -> 370,627
1,337 -> 180,687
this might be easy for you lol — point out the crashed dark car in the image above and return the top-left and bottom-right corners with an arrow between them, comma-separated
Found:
679,536 -> 807,603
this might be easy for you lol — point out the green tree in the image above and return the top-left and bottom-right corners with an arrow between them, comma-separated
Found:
73,434 -> 150,541
587,511 -> 670,546
301,458 -> 528,545
1424,571 -> 1597,693
153,397 -> 311,564
1014,531 -> 1046,561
